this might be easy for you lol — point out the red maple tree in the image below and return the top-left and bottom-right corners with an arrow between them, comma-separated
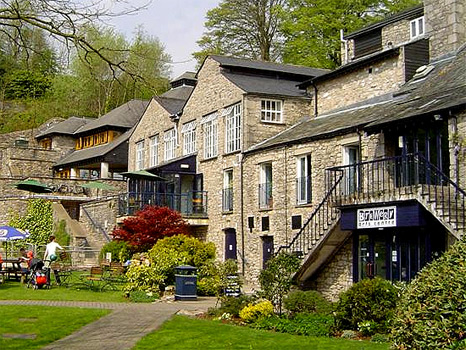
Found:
112,206 -> 189,252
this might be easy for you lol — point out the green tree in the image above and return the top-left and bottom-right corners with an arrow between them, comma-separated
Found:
281,0 -> 421,69
194,0 -> 286,66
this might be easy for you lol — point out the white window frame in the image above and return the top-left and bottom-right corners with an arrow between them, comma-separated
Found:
203,119 -> 218,159
223,169 -> 234,212
296,155 -> 311,204
149,135 -> 159,167
135,140 -> 145,171
261,99 -> 283,123
225,104 -> 241,153
164,128 -> 176,161
410,16 -> 425,40
182,121 -> 197,156
259,162 -> 273,209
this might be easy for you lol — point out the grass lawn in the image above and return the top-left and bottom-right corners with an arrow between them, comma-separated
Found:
134,316 -> 390,350
0,305 -> 110,350
0,272 -> 128,303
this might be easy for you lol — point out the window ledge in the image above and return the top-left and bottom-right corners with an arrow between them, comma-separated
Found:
295,202 -> 313,208
259,207 -> 273,212
260,120 -> 285,125
222,210 -> 233,215
200,156 -> 218,162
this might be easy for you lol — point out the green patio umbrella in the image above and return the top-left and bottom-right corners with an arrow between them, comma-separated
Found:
120,170 -> 166,181
80,181 -> 117,198
13,179 -> 53,194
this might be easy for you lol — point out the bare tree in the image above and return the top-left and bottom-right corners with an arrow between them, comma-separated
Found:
0,0 -> 152,79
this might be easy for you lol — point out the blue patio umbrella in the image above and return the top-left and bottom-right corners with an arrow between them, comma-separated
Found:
0,226 -> 30,261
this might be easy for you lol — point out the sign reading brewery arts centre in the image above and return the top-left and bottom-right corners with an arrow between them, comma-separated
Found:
357,206 -> 396,229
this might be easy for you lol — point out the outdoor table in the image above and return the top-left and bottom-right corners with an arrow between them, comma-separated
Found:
2,259 -> 26,281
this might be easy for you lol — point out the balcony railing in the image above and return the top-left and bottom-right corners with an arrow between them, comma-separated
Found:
222,187 -> 233,212
118,191 -> 208,217
326,153 -> 466,232
259,182 -> 273,209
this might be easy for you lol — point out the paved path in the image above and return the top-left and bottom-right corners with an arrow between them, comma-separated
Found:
0,298 -> 217,350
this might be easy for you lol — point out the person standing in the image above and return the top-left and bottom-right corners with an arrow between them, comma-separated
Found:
44,235 -> 63,286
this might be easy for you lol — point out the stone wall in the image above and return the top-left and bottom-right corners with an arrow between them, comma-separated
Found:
312,239 -> 353,301
240,132 -> 384,286
315,55 -> 404,114
451,110 -> 466,190
80,198 -> 119,246
425,0 -> 465,60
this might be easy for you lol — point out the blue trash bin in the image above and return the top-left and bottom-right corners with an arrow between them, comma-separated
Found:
175,265 -> 197,301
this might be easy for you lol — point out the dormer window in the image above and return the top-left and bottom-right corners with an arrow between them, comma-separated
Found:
410,16 -> 424,39
353,29 -> 382,59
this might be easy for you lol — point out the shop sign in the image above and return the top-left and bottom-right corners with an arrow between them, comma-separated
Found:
357,206 -> 396,229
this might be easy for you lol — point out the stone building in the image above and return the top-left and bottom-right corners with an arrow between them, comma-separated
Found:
123,0 -> 465,296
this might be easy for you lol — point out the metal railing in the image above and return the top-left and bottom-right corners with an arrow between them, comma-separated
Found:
118,191 -> 208,217
326,153 -> 466,233
277,170 -> 344,257
81,206 -> 111,242
222,187 -> 234,212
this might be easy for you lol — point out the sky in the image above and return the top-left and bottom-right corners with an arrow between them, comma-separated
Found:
108,0 -> 221,79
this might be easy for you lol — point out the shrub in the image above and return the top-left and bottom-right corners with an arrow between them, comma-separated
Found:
239,300 -> 274,323
210,295 -> 257,318
341,330 -> 357,339
358,320 -> 378,336
128,290 -> 159,303
123,264 -> 165,294
371,333 -> 389,343
100,240 -> 131,263
197,259 -> 241,297
259,252 -> 300,314
252,313 -> 333,337
334,277 -> 399,333
284,290 -> 332,315
391,239 -> 466,349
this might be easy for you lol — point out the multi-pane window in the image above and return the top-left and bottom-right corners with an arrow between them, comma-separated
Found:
135,140 -> 145,170
261,99 -> 283,123
182,121 -> 197,156
149,135 -> 159,167
223,169 -> 233,212
203,116 -> 218,159
225,104 -> 241,153
259,162 -> 273,209
164,128 -> 176,161
296,154 -> 312,204
410,16 -> 424,39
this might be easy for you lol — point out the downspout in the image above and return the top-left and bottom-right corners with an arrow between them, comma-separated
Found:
240,97 -> 246,277
311,81 -> 318,118
451,113 -> 459,186
284,146 -> 288,245
340,29 -> 348,65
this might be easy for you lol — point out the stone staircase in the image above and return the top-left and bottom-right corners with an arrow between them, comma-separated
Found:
52,202 -> 104,267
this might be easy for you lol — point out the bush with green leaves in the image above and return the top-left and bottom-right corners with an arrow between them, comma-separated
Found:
252,313 -> 333,337
128,290 -> 159,303
334,277 -> 399,334
284,290 -> 332,316
208,294 -> 257,318
123,264 -> 165,294
239,300 -> 274,323
100,240 -> 131,263
53,220 -> 70,247
391,239 -> 466,349
259,252 -> 300,314
9,198 -> 53,245
197,259 -> 241,297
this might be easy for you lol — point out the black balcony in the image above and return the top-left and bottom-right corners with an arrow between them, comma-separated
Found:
118,191 -> 208,218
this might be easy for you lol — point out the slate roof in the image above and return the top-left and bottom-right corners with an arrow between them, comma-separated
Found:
222,71 -> 310,98
54,128 -> 132,167
210,55 -> 329,80
246,45 -> 466,154
171,72 -> 196,82
160,86 -> 194,102
35,117 -> 90,139
75,99 -> 149,135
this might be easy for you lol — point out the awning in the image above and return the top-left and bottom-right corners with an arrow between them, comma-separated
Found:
200,112 -> 219,124
181,120 -> 197,133
120,170 -> 166,181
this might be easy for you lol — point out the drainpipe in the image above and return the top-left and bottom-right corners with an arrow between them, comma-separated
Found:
311,81 -> 318,118
451,114 -> 459,186
340,29 -> 348,65
240,152 -> 245,277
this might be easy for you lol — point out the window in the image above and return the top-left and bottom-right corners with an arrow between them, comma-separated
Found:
182,121 -> 197,156
164,128 -> 176,161
410,16 -> 424,39
223,169 -> 233,212
203,118 -> 218,159
261,217 -> 270,231
149,135 -> 159,167
259,163 -> 273,209
225,104 -> 241,153
135,140 -> 145,170
261,99 -> 283,123
291,215 -> 302,230
296,154 -> 312,204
